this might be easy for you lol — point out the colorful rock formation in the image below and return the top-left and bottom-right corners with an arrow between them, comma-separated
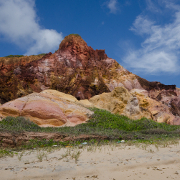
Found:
0,55 -> 45,104
0,90 -> 93,127
86,87 -> 180,125
0,34 -> 180,125
0,34 -> 138,103
1,86 -> 179,126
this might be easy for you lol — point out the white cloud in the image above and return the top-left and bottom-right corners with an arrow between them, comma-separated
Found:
124,49 -> 178,74
130,15 -> 154,35
0,0 -> 63,55
107,0 -> 118,14
123,2 -> 180,74
146,0 -> 161,13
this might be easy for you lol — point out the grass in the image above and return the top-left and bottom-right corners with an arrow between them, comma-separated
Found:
0,139 -> 179,160
38,53 -> 46,56
69,34 -> 81,37
21,139 -> 69,150
71,150 -> 81,163
1,108 -> 180,154
0,149 -> 14,158
4,54 -> 46,58
60,148 -> 81,163
17,151 -> 24,161
0,116 -> 40,132
1,108 -> 180,136
5,55 -> 24,57
37,150 -> 47,162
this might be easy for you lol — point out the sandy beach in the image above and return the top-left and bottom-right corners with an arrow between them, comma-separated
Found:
1,141 -> 180,180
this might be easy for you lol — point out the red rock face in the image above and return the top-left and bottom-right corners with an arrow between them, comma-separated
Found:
0,55 -> 44,103
0,34 -> 180,124
10,35 -> 114,100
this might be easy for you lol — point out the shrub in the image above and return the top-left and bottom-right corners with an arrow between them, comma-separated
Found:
69,34 -> 81,37
38,53 -> 46,56
5,55 -> 24,57
0,116 -> 41,132
1,108 -> 180,141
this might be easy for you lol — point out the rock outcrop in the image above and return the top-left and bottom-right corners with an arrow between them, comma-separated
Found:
0,90 -> 93,127
1,87 -> 179,126
0,34 -> 180,125
89,87 -> 147,120
0,35 -> 178,102
81,87 -> 180,125
0,34 -> 141,103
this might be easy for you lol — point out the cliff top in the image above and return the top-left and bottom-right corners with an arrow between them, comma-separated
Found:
59,34 -> 88,51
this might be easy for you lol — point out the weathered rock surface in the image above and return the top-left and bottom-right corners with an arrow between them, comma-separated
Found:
0,34 -> 180,125
0,55 -> 45,104
0,34 -> 143,103
0,90 -> 93,127
0,86 -> 180,126
85,87 -> 180,125
130,89 -> 180,125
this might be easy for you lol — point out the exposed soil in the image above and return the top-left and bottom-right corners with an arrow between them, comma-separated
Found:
0,132 -> 108,148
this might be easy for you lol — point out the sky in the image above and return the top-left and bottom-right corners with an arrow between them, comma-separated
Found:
0,0 -> 180,87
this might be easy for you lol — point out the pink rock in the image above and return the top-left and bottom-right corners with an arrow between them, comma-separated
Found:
0,90 -> 93,127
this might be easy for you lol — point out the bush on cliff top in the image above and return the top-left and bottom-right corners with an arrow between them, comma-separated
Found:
5,55 -> 24,57
4,53 -> 46,58
69,34 -> 81,37
38,53 -> 46,56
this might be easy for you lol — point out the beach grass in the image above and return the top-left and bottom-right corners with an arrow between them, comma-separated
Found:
1,108 -> 180,154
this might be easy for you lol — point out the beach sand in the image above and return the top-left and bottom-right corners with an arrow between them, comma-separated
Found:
1,141 -> 180,180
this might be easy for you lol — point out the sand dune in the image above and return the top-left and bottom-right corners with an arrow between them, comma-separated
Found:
1,141 -> 180,180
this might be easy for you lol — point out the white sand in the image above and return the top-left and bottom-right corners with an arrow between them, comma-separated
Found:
1,141 -> 180,180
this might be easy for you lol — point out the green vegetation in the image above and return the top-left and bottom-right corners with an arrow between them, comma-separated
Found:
1,108 -> 180,136
5,55 -> 24,57
69,34 -> 81,37
0,149 -> 14,158
21,139 -> 69,150
88,108 -> 180,132
38,53 -> 46,56
1,108 -> 180,153
4,54 -> 46,57
0,116 -> 40,132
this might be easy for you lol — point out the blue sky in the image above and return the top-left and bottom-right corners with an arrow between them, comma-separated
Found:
0,0 -> 180,87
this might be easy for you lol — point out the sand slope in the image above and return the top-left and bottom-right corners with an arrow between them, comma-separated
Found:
1,142 -> 180,180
